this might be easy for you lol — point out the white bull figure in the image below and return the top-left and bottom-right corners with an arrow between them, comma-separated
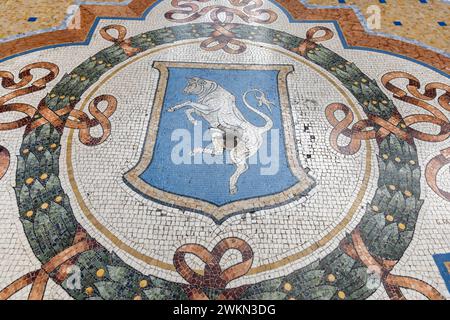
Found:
168,77 -> 275,194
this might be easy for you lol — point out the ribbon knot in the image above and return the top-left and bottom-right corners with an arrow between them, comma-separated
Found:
174,237 -> 253,300
165,0 -> 277,54
201,23 -> 247,54
325,71 -> 450,202
0,62 -> 118,182
100,25 -> 140,57
293,26 -> 334,56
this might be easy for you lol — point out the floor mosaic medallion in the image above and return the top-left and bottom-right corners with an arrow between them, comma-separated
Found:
0,0 -> 449,301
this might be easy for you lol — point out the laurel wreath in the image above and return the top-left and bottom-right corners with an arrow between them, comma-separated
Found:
15,23 -> 423,300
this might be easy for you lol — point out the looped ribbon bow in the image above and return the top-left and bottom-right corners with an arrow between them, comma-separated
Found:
174,237 -> 253,300
383,71 -> 450,202
292,26 -> 335,56
326,71 -> 450,155
325,71 -> 450,201
165,0 -> 277,54
0,62 -> 118,181
0,62 -> 59,131
165,0 -> 277,24
100,25 -> 140,57
64,95 -> 117,146
0,62 -> 58,179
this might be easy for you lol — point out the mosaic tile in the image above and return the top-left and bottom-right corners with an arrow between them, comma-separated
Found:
0,0 -> 449,301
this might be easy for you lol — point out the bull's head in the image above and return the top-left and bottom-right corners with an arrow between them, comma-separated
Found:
183,77 -> 214,95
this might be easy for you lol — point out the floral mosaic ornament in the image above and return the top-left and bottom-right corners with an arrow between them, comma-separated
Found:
0,19 -> 447,300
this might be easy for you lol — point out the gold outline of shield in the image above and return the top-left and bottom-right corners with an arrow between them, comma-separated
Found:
124,61 -> 316,223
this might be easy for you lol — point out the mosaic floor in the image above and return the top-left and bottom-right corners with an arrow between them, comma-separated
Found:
0,0 -> 449,301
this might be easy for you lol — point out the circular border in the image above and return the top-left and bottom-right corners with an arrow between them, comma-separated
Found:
66,40 -> 373,276
16,23 -> 422,300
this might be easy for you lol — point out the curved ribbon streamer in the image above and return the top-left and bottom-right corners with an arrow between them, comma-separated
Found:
0,146 -> 10,180
382,71 -> 450,143
325,102 -> 412,155
425,148 -> 450,201
65,95 -> 117,146
0,228 -> 97,300
0,62 -> 59,181
325,103 -> 375,155
340,230 -> 445,300
0,62 -> 59,132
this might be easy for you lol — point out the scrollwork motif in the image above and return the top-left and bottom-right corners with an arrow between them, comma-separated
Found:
0,62 -> 118,181
165,0 -> 278,54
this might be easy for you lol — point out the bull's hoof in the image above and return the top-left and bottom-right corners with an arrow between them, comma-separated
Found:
230,186 -> 238,194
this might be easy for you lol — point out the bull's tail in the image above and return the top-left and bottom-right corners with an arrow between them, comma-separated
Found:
243,89 -> 275,133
